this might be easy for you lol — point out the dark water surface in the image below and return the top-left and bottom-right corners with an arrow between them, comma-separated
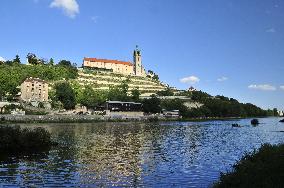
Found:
1,118 -> 284,187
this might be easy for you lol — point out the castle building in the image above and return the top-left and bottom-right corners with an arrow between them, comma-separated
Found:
83,47 -> 147,77
20,77 -> 48,102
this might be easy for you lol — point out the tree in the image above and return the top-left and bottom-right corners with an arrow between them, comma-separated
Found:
80,85 -> 106,109
54,82 -> 76,110
57,60 -> 78,79
153,74 -> 159,81
273,108 -> 279,116
13,55 -> 21,64
108,82 -> 130,101
58,60 -> 74,67
48,58 -> 54,66
157,87 -> 174,96
142,95 -> 161,113
131,88 -> 140,102
26,53 -> 39,65
148,70 -> 154,75
161,98 -> 189,117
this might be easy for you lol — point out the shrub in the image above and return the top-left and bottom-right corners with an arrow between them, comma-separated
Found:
0,126 -> 54,155
214,144 -> 284,188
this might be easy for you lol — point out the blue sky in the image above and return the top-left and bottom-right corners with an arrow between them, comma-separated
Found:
0,0 -> 284,110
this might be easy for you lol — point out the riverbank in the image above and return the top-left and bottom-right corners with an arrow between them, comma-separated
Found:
0,114 -> 274,124
0,114 -> 168,124
214,143 -> 284,188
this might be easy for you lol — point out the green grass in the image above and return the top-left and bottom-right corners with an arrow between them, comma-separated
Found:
214,143 -> 284,188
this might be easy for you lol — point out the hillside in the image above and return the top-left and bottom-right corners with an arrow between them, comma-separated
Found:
76,69 -> 167,96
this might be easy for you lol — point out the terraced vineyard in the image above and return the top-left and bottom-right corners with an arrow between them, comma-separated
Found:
75,69 -> 168,96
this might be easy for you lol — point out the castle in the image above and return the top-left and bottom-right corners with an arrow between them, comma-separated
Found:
83,47 -> 147,77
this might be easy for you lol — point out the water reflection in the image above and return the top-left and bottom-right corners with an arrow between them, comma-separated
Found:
1,118 -> 284,187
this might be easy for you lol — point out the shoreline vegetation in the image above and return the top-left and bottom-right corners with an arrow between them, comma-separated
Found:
0,58 -> 280,121
214,143 -> 284,188
0,114 -> 274,124
0,125 -> 55,157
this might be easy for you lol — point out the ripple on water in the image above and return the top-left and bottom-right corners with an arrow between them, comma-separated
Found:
0,118 -> 284,187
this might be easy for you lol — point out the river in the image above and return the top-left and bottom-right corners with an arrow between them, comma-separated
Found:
0,117 -> 284,187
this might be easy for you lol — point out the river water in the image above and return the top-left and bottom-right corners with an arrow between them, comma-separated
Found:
0,117 -> 284,187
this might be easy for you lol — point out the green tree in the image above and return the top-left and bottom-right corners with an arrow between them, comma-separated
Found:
273,108 -> 279,116
142,95 -> 161,113
80,85 -> 106,109
153,74 -> 159,81
13,55 -> 21,64
157,87 -> 174,96
48,58 -> 55,66
108,82 -> 130,101
27,53 -> 39,65
131,88 -> 140,102
54,82 -> 76,110
58,60 -> 72,67
161,98 -> 189,117
57,60 -> 78,79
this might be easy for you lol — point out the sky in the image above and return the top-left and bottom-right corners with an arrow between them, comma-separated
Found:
0,0 -> 284,110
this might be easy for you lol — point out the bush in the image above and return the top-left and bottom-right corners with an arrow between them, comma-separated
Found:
214,144 -> 284,188
0,125 -> 54,155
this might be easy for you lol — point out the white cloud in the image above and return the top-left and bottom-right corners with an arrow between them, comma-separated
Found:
91,16 -> 99,23
280,86 -> 284,91
217,76 -> 228,82
266,28 -> 276,33
248,84 -> 276,91
0,56 -> 6,62
180,76 -> 200,84
50,0 -> 79,18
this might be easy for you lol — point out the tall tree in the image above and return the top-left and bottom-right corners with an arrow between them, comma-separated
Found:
54,82 -> 76,110
48,58 -> 54,66
80,85 -> 106,109
142,95 -> 161,113
13,55 -> 21,64
26,53 -> 39,65
131,88 -> 140,102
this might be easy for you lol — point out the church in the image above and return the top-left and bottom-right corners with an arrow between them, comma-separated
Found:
83,47 -> 147,77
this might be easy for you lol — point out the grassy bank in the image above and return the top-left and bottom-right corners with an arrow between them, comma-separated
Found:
214,143 -> 284,188
0,125 -> 55,155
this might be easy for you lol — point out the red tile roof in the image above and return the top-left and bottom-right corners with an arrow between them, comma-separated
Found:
84,57 -> 133,66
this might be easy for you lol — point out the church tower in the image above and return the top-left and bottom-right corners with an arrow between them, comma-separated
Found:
134,45 -> 142,76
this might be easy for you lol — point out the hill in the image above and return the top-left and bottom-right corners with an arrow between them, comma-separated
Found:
76,68 -> 167,96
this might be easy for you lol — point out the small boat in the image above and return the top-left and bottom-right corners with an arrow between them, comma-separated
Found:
232,123 -> 241,127
279,119 -> 284,123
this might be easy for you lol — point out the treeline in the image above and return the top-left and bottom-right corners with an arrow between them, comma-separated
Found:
141,90 -> 278,118
189,91 -> 278,117
50,81 -> 141,110
0,54 -> 78,100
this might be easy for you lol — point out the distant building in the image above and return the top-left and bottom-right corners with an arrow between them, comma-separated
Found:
105,101 -> 143,112
83,46 -> 147,77
20,77 -> 48,102
162,109 -> 180,118
188,86 -> 197,92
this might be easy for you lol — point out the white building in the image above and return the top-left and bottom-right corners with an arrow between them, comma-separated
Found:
83,47 -> 147,77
